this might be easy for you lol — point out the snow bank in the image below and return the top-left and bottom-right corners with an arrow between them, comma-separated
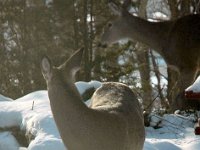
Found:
0,91 -> 65,150
75,80 -> 102,95
186,76 -> 200,92
146,113 -> 200,150
0,132 -> 20,150
0,94 -> 13,102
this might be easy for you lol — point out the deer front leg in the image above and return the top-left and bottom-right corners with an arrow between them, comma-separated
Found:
171,68 -> 198,111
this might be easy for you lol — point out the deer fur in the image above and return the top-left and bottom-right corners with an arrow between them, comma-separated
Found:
101,2 -> 200,110
41,48 -> 145,150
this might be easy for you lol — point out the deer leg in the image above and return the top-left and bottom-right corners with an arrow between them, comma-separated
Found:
171,68 -> 198,111
167,67 -> 180,106
179,70 -> 197,91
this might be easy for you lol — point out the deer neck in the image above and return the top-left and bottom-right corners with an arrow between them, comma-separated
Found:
47,80 -> 90,142
48,81 -> 87,113
126,15 -> 172,53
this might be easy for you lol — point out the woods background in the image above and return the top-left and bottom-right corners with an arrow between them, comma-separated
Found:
0,0 -> 200,111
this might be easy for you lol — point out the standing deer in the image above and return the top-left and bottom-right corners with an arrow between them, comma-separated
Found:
100,1 -> 200,111
41,48 -> 145,150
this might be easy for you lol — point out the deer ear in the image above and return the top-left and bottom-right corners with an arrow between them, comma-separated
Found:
108,2 -> 122,16
61,47 -> 84,76
41,56 -> 52,81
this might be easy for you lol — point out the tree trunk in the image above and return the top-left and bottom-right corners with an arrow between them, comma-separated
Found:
83,0 -> 92,81
137,0 -> 152,112
150,50 -> 169,109
73,0 -> 79,49
181,0 -> 190,16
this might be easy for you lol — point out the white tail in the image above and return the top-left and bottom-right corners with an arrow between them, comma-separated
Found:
41,48 -> 145,150
101,1 -> 200,110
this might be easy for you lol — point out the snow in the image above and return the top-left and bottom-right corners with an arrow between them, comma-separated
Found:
0,80 -> 200,150
186,76 -> 200,92
75,80 -> 102,95
0,132 -> 20,150
0,94 -> 13,102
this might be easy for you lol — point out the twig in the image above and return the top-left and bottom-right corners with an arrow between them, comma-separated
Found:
144,86 -> 165,111
174,113 -> 196,122
152,114 -> 185,129
31,101 -> 34,110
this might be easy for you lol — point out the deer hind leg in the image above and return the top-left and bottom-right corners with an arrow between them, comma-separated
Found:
172,68 -> 198,111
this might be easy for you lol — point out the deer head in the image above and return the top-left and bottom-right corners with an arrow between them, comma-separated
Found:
41,48 -> 84,86
101,0 -> 134,46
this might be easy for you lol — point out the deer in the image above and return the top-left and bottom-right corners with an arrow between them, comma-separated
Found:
100,0 -> 200,111
41,48 -> 145,150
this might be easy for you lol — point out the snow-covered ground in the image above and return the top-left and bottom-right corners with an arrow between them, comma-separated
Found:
0,80 -> 200,150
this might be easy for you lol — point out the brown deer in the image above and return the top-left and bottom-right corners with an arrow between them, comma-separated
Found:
41,48 -> 145,150
100,1 -> 200,111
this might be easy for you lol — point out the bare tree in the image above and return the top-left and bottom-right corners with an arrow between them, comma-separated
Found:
136,0 -> 152,112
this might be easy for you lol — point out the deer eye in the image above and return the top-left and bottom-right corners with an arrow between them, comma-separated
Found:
108,23 -> 112,28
